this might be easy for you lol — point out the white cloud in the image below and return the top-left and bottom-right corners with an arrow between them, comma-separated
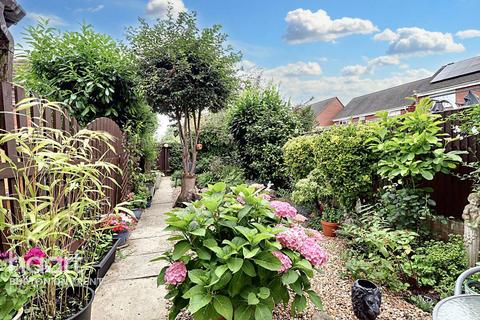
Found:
284,9 -> 378,44
75,5 -> 105,13
27,12 -> 66,26
146,0 -> 186,18
456,29 -> 480,39
342,55 -> 400,76
374,27 -> 464,55
240,60 -> 432,104
265,61 -> 322,77
373,28 -> 398,42
341,65 -> 368,76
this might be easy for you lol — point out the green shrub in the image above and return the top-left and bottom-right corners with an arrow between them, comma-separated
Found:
340,218 -> 418,292
289,124 -> 377,211
229,86 -> 302,188
197,160 -> 245,189
406,235 -> 467,298
368,98 -> 464,186
377,185 -> 435,234
283,135 -> 318,182
157,182 -> 325,319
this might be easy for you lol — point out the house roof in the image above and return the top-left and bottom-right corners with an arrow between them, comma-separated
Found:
2,0 -> 25,27
308,97 -> 341,115
335,55 -> 480,120
334,77 -> 431,120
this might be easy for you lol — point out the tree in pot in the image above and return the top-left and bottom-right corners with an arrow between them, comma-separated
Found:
321,207 -> 344,237
128,11 -> 240,203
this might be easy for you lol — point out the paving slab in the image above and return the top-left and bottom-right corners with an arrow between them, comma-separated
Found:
92,177 -> 173,320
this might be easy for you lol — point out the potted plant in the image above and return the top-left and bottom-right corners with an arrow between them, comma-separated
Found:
104,213 -> 136,247
156,182 -> 327,319
0,254 -> 37,320
87,231 -> 120,289
321,207 -> 343,237
0,100 -> 128,320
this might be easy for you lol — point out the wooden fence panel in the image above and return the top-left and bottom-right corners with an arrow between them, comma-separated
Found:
0,84 -> 129,251
426,108 -> 479,219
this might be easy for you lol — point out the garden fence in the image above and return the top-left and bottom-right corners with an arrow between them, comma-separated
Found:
0,82 -> 130,251
421,108 -> 475,220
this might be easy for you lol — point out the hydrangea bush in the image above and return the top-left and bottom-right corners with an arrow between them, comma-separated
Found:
157,182 -> 326,320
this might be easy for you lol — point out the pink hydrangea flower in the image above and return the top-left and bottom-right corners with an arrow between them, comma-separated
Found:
23,247 -> 46,266
299,238 -> 328,267
270,201 -> 297,218
293,214 -> 307,223
272,251 -> 292,273
276,226 -> 308,251
305,228 -> 324,241
260,194 -> 272,201
164,262 -> 187,286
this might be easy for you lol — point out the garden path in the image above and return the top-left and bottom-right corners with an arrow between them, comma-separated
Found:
91,177 -> 173,320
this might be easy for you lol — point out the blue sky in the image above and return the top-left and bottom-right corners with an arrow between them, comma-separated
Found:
10,0 -> 480,105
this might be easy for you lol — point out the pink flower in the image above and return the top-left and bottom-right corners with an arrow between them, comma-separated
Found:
272,251 -> 292,273
260,194 -> 272,201
305,228 -> 324,241
293,214 -> 307,223
236,196 -> 246,205
164,262 -> 187,286
51,256 -> 68,271
276,226 -> 308,251
270,201 -> 297,218
299,238 -> 328,267
23,247 -> 46,266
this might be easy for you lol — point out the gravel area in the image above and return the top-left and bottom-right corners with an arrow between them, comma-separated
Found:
309,237 -> 432,320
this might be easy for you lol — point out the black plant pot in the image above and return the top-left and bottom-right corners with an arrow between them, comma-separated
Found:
113,230 -> 129,247
133,208 -> 143,220
90,239 -> 119,289
351,279 -> 382,320
65,287 -> 95,320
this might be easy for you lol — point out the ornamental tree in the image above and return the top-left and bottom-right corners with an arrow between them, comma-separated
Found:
128,12 -> 240,202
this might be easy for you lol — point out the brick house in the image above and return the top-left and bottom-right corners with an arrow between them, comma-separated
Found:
308,97 -> 344,127
333,56 -> 480,124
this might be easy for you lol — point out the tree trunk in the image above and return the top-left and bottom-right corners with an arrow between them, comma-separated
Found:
176,172 -> 196,205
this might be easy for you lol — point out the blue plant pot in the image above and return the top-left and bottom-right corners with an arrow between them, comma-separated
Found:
133,208 -> 143,220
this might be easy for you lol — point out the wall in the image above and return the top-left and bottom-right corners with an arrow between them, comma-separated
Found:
316,98 -> 343,126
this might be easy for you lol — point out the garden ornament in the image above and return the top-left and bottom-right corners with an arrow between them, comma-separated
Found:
463,193 -> 480,267
351,279 -> 381,320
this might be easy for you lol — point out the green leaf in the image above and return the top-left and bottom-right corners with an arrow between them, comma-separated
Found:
213,295 -> 233,320
234,304 -> 254,320
255,303 -> 273,320
254,251 -> 282,271
188,292 -> 212,314
188,269 -> 206,285
242,260 -> 257,277
307,290 -> 323,310
157,266 -> 167,286
293,294 -> 307,313
215,265 -> 229,278
182,285 -> 204,299
190,228 -> 206,236
238,204 -> 252,221
172,241 -> 191,260
227,257 -> 244,273
248,292 -> 260,305
258,287 -> 270,300
243,246 -> 260,259
196,247 -> 211,260
282,270 -> 299,285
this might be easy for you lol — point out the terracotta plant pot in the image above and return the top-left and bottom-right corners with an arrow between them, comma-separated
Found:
321,220 -> 339,237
